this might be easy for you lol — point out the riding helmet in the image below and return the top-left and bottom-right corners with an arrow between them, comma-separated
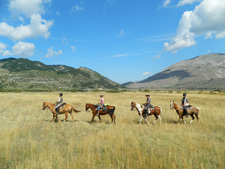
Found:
59,93 -> 63,96
183,93 -> 186,96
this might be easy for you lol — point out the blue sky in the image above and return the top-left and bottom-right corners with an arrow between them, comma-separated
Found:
0,0 -> 225,84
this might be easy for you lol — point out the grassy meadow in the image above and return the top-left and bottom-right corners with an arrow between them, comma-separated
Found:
0,92 -> 224,169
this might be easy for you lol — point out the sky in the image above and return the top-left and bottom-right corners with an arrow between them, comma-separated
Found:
0,0 -> 225,84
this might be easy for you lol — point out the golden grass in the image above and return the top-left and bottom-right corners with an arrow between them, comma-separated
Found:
0,92 -> 224,169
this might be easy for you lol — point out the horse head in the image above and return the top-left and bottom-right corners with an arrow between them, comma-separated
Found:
42,102 -> 48,110
130,101 -> 136,110
170,100 -> 174,110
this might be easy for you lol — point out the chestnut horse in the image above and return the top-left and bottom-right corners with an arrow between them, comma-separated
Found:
130,101 -> 162,125
85,103 -> 116,124
42,102 -> 80,122
170,101 -> 200,124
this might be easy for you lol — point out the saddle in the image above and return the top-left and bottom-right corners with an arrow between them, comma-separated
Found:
59,103 -> 66,108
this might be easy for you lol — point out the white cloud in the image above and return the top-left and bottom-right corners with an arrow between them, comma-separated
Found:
177,0 -> 201,7
9,0 -> 50,18
0,14 -> 53,41
112,54 -> 128,58
119,30 -> 124,37
56,11 -> 60,16
70,5 -> 84,14
0,42 -> 7,54
153,54 -> 161,59
45,47 -> 63,58
142,72 -> 151,76
0,0 -> 53,41
71,46 -> 76,52
163,0 -> 171,8
12,41 -> 35,58
3,50 -> 12,56
164,0 -> 225,52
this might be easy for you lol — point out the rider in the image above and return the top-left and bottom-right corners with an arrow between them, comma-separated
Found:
55,93 -> 63,114
96,95 -> 104,116
182,93 -> 189,116
144,94 -> 151,115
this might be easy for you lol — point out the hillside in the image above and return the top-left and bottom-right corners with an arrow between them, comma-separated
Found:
0,58 -> 121,91
125,53 -> 225,90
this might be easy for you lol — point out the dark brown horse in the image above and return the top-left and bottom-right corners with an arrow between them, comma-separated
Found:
170,101 -> 200,124
130,101 -> 162,125
42,102 -> 80,122
85,103 -> 116,124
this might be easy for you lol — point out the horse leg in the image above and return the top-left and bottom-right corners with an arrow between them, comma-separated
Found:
190,114 -> 195,124
153,114 -> 158,125
90,114 -> 95,124
56,114 -> 62,123
139,115 -> 143,124
158,115 -> 162,124
64,112 -> 68,122
70,112 -> 74,122
113,114 -> 116,124
98,115 -> 101,122
182,117 -> 186,124
195,113 -> 200,125
110,114 -> 114,123
52,114 -> 55,122
144,117 -> 150,125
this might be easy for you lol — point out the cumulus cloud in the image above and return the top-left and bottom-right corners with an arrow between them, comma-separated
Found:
9,0 -> 49,18
12,41 -> 35,58
164,0 -> 225,52
142,72 -> 151,76
45,47 -> 63,58
0,0 -> 53,42
0,14 -> 53,41
177,0 -> 201,7
162,0 -> 171,8
0,42 -> 7,54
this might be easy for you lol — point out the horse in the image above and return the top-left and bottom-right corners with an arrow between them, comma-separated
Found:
170,101 -> 200,124
130,101 -> 162,125
85,103 -> 116,124
42,102 -> 80,122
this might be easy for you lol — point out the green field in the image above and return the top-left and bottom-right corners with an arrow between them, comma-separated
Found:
0,92 -> 224,169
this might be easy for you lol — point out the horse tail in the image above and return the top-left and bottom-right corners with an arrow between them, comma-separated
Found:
72,106 -> 80,113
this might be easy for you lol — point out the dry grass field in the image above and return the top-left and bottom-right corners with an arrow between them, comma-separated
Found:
0,92 -> 224,169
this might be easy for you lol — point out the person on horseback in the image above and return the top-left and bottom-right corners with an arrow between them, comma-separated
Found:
96,95 -> 104,116
55,93 -> 63,114
144,94 -> 151,115
182,93 -> 189,117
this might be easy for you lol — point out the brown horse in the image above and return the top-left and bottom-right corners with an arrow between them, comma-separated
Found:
85,103 -> 116,124
130,101 -> 162,125
42,102 -> 80,122
170,101 -> 200,124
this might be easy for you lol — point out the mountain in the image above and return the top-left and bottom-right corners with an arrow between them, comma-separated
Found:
0,58 -> 121,91
125,53 -> 225,90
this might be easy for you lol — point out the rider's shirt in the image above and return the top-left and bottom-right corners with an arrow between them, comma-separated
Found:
146,97 -> 151,105
58,96 -> 63,104
182,97 -> 189,106
100,97 -> 104,105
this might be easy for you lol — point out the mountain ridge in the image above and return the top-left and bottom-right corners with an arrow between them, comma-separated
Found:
125,53 -> 225,90
0,58 -> 121,91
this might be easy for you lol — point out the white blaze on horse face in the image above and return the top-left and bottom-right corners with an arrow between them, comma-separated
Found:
170,101 -> 174,109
